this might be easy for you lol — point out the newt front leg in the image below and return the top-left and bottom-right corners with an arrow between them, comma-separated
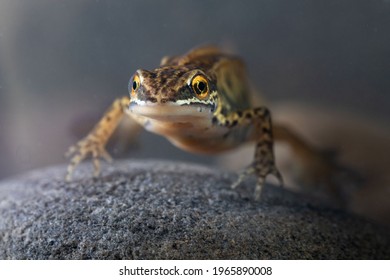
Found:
214,106 -> 283,199
65,96 -> 131,181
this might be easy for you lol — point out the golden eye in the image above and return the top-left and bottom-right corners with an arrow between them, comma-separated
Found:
191,75 -> 209,99
131,75 -> 140,96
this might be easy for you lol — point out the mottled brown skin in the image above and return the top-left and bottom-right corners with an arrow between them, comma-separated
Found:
66,46 -> 335,199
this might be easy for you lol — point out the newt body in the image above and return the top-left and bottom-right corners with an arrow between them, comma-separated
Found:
66,46 -> 337,199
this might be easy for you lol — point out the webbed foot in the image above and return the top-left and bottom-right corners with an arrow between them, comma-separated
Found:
64,96 -> 130,181
232,163 -> 283,200
65,135 -> 112,181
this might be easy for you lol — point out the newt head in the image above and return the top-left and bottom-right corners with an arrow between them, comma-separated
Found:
128,67 -> 218,122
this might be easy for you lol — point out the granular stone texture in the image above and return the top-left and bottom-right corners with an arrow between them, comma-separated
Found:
0,160 -> 389,259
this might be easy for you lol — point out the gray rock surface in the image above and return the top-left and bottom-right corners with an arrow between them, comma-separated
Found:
0,160 -> 389,259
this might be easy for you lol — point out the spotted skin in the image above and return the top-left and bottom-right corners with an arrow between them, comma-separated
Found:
215,106 -> 283,199
66,47 -> 282,198
66,46 -> 339,199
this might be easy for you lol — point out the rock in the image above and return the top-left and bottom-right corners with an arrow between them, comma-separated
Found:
0,160 -> 389,259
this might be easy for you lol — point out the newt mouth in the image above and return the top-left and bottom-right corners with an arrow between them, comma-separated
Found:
128,101 -> 214,121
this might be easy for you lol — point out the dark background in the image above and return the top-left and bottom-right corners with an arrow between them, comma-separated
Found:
0,0 -> 389,180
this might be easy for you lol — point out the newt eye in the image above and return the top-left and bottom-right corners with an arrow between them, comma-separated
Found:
191,75 -> 209,99
131,75 -> 141,96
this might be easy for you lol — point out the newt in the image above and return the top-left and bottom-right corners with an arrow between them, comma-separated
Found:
66,46 -> 338,199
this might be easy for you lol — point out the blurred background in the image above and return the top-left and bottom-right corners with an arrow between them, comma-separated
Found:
0,1 -> 389,222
